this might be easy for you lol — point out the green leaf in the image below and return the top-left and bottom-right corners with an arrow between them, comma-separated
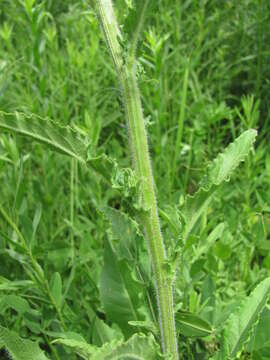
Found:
0,295 -> 30,315
183,189 -> 214,241
95,333 -> 161,360
88,154 -> 116,183
82,300 -> 123,346
101,207 -> 140,260
175,310 -> 213,338
0,277 -> 33,291
193,222 -> 225,262
31,203 -> 42,246
0,325 -> 49,360
100,239 -> 142,337
50,272 -> 62,308
200,129 -> 257,190
54,332 -> 161,360
218,277 -> 270,359
246,307 -> 270,353
0,111 -> 88,162
182,129 -> 257,240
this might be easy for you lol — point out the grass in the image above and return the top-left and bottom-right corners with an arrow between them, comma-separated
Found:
0,0 -> 270,359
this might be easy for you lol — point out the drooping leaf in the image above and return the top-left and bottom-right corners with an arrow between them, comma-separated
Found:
54,332 -> 161,360
182,129 -> 257,240
100,239 -> 142,337
0,325 -> 49,360
0,111 -> 88,162
217,277 -> 270,359
175,310 -> 213,338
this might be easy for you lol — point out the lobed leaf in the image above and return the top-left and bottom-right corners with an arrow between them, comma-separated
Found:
0,325 -> 49,360
0,111 -> 88,162
217,277 -> 270,359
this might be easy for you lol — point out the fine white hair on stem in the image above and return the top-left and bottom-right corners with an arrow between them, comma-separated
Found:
94,1 -> 179,359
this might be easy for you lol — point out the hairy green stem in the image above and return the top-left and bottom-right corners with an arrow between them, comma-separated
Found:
95,1 -> 179,358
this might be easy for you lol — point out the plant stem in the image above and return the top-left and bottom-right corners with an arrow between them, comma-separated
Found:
95,1 -> 179,358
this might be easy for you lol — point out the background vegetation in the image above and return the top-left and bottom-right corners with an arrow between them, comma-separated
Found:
0,0 -> 270,359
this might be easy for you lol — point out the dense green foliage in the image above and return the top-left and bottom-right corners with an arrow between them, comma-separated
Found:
0,0 -> 270,359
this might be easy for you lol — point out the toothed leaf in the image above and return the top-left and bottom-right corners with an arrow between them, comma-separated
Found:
0,111 -> 88,162
200,129 -> 257,190
182,130 -> 257,240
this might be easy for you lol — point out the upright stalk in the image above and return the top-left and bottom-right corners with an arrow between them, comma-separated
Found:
95,1 -> 179,358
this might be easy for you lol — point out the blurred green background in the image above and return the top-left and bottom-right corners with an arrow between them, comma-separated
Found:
0,0 -> 270,359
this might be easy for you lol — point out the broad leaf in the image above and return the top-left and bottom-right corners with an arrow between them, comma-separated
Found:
246,307 -> 270,353
175,310 -> 213,337
0,325 -> 49,360
101,207 -> 140,260
217,277 -> 270,359
0,111 -> 88,162
54,332 -> 161,360
100,239 -> 143,337
182,129 -> 257,240
82,301 -> 123,346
